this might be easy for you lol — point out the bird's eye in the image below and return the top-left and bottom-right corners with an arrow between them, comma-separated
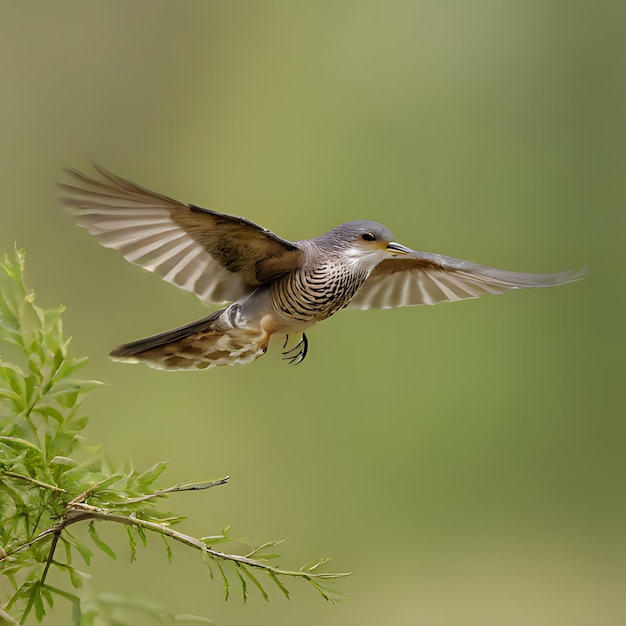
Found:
361,233 -> 376,242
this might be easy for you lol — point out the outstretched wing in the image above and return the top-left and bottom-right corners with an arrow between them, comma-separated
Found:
349,250 -> 587,309
60,164 -> 302,305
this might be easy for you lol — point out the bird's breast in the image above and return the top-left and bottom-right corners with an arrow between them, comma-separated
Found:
271,260 -> 369,323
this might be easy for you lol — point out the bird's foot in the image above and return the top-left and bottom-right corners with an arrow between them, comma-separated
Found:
282,333 -> 309,365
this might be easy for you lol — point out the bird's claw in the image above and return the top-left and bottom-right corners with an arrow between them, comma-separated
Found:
282,333 -> 309,365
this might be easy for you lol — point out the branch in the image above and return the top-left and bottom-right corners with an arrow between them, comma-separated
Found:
2,470 -> 67,494
0,607 -> 22,625
1,502 -> 350,585
115,476 -> 230,505
69,503 -> 350,581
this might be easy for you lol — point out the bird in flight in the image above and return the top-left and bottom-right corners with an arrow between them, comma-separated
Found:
61,165 -> 585,370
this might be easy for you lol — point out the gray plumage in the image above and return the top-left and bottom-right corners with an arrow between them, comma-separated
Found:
60,165 -> 586,370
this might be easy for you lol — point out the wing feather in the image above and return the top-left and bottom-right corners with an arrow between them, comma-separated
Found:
61,165 -> 302,305
349,251 -> 586,310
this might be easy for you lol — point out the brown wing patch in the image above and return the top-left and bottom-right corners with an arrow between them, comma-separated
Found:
372,256 -> 443,275
172,205 -> 301,278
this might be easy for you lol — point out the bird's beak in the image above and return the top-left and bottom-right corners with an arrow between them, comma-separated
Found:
385,241 -> 412,255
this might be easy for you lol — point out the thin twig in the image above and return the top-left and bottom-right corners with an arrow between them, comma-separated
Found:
0,513 -> 91,561
116,476 -> 230,505
39,531 -> 61,585
2,470 -> 67,494
0,607 -> 22,625
69,476 -> 112,505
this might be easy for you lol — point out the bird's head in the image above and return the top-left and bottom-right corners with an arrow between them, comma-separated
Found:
318,220 -> 413,265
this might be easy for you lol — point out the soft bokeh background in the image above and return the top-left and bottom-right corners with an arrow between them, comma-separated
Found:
1,1 -> 624,624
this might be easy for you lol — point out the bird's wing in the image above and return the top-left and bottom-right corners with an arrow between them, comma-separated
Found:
348,250 -> 587,309
60,164 -> 302,305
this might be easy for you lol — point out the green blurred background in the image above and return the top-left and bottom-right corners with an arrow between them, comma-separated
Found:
1,1 -> 624,624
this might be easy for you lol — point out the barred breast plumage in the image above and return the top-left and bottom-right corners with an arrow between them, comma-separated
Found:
270,253 -> 371,323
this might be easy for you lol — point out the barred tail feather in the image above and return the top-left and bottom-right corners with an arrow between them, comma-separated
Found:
110,309 -> 266,370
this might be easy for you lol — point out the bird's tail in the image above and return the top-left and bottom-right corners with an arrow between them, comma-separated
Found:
109,308 -> 266,370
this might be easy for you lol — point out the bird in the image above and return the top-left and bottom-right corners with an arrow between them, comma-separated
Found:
60,164 -> 586,371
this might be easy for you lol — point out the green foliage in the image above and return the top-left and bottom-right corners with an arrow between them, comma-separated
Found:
0,249 -> 350,625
